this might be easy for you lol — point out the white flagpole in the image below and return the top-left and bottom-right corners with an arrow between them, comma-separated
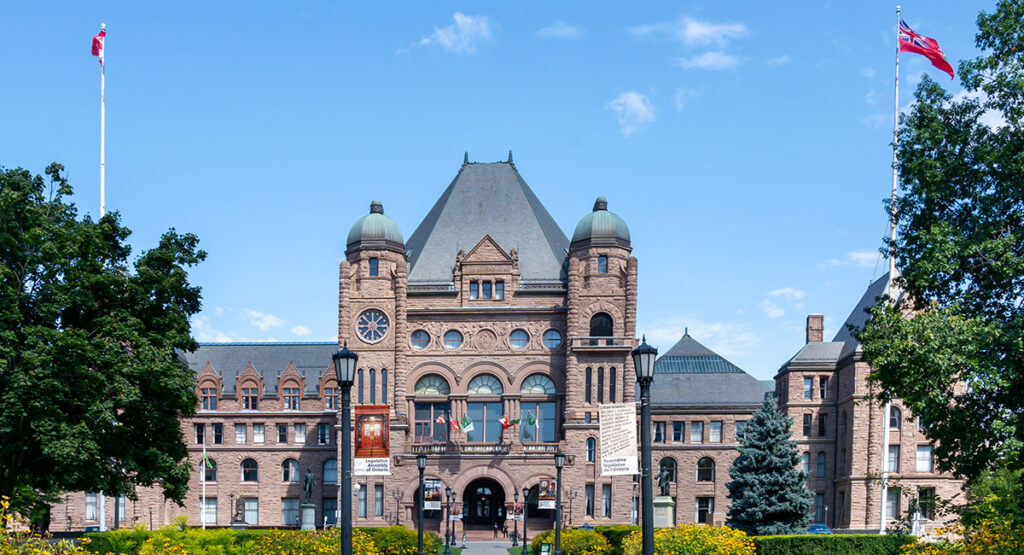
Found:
879,4 -> 901,536
202,442 -> 207,529
99,23 -> 106,217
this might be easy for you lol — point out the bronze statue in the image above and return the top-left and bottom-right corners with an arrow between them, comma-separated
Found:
657,467 -> 671,496
303,468 -> 317,503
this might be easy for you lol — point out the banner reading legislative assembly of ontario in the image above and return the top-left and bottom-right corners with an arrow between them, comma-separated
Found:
354,405 -> 390,475
599,402 -> 638,476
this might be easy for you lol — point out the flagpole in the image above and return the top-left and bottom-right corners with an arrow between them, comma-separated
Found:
99,22 -> 106,217
879,4 -> 900,537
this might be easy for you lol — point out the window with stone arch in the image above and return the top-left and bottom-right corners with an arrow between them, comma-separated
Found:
202,459 -> 217,482
239,381 -> 260,410
890,407 -> 902,429
589,312 -> 613,337
414,375 -> 451,396
282,459 -> 299,482
241,459 -> 258,482
586,438 -> 596,462
281,380 -> 300,410
659,457 -> 677,482
199,380 -> 219,411
413,374 -> 451,444
696,457 -> 715,482
521,374 -> 556,395
467,374 -> 503,395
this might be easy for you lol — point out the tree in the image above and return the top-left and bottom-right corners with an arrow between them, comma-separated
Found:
726,395 -> 813,535
0,164 -> 206,527
858,0 -> 1024,483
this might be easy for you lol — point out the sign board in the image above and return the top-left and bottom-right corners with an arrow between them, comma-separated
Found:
449,513 -> 462,521
505,502 -> 524,520
599,403 -> 639,476
424,479 -> 443,510
537,478 -> 556,510
354,405 -> 390,475
540,544 -> 552,554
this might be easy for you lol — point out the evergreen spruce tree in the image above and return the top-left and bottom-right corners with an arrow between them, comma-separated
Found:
726,395 -> 813,535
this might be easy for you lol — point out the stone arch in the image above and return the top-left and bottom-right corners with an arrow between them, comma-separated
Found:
460,361 -> 513,388
449,465 -> 517,502
582,301 -> 625,336
407,361 -> 458,389
512,361 -> 566,392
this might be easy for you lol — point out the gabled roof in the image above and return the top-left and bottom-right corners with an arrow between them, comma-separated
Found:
405,161 -> 569,283
833,272 -> 892,358
645,332 -> 772,407
178,342 -> 337,396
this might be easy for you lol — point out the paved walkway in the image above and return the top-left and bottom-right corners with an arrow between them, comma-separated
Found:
462,540 -> 517,555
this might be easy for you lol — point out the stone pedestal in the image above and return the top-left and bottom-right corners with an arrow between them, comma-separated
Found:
300,504 -> 317,530
229,522 -> 249,530
653,496 -> 675,528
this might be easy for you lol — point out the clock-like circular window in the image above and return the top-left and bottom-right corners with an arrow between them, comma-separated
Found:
357,309 -> 389,343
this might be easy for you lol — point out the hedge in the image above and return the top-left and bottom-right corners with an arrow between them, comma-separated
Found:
528,529 -> 612,555
751,534 -> 915,555
593,525 -> 639,554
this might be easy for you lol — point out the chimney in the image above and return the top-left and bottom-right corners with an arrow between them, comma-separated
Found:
806,314 -> 824,343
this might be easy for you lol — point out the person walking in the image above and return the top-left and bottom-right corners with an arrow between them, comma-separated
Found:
493,521 -> 499,538
503,522 -> 509,538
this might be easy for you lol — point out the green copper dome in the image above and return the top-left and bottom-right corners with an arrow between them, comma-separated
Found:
571,196 -> 630,245
346,200 -> 404,249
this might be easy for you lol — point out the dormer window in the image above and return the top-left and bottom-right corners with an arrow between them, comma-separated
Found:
368,258 -> 379,276
200,387 -> 217,410
495,281 -> 504,299
470,281 -> 479,300
242,387 -> 259,410
598,255 -> 608,273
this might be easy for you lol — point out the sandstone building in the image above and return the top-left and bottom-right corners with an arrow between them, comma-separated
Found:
52,156 -> 959,535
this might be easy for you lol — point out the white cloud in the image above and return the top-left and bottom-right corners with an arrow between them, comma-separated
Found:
639,314 -> 761,360
607,91 -> 656,136
865,90 -> 879,105
291,325 -> 312,337
861,67 -> 877,79
416,13 -> 491,54
629,16 -> 748,47
952,90 -> 1007,129
766,54 -> 791,67
822,249 -> 880,269
673,87 -> 699,111
676,51 -> 739,70
769,287 -> 806,302
758,299 -> 785,319
537,20 -> 582,40
759,287 -> 806,318
244,309 -> 283,331
192,315 -> 253,343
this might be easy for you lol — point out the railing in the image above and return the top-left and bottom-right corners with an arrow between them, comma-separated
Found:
409,443 -> 511,455
523,443 -> 559,453
569,336 -> 636,350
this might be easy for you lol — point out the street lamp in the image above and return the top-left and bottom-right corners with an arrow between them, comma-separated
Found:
566,489 -> 578,527
333,344 -> 358,555
521,487 -> 530,555
632,336 -> 657,555
512,491 -> 519,546
416,453 -> 426,555
554,451 -> 566,555
451,492 -> 458,548
392,488 -> 402,526
444,487 -> 452,555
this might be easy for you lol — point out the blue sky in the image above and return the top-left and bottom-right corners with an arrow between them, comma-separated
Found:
1,1 -> 989,379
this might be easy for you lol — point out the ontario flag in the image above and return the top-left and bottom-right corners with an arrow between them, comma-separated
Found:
91,27 -> 106,66
450,417 -> 462,433
898,18 -> 954,79
499,415 -> 520,430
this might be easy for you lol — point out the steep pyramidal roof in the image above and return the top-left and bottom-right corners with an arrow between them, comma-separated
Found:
405,161 -> 570,283
645,332 -> 772,406
832,272 -> 892,357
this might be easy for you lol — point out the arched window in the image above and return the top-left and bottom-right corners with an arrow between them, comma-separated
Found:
597,367 -> 604,403
323,459 -> 337,483
696,457 -> 715,482
609,367 -> 617,403
521,374 -> 556,395
370,369 -> 376,404
586,438 -> 596,462
660,458 -> 677,482
381,369 -> 388,404
241,459 -> 258,482
467,374 -> 503,395
202,459 -> 217,482
801,452 -> 810,474
414,375 -> 451,395
817,452 -> 826,478
585,368 -> 592,403
889,407 -> 902,429
358,369 -> 364,404
282,459 -> 299,482
589,313 -> 613,337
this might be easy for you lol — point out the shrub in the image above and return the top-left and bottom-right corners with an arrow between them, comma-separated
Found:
0,496 -> 90,555
362,525 -> 440,555
529,529 -> 612,555
594,525 -> 639,554
752,534 -> 914,555
900,522 -> 1024,555
622,524 -> 754,555
82,526 -> 382,555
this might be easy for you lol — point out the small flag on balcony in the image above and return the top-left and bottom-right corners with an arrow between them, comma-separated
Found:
461,415 -> 475,433
435,414 -> 446,425
450,418 -> 462,433
527,411 -> 537,426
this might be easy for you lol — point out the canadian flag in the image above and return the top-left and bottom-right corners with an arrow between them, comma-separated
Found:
91,27 -> 105,65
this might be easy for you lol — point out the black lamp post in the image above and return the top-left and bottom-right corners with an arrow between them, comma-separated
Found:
554,451 -> 566,555
566,489 -> 578,527
520,487 -> 530,555
451,492 -> 458,548
416,453 -> 426,555
511,491 -> 519,546
332,344 -> 358,555
392,488 -> 402,526
632,336 -> 658,555
444,487 -> 452,555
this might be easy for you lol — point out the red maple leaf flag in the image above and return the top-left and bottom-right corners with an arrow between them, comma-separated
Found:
91,27 -> 105,66
898,19 -> 953,79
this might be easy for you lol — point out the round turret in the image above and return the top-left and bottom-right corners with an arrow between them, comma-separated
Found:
570,196 -> 631,247
346,200 -> 404,253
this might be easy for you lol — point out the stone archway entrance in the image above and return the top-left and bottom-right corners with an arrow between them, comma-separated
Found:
463,477 -> 506,529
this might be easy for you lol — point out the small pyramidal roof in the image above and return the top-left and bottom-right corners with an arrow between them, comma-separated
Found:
654,330 -> 744,373
832,271 -> 901,357
405,156 -> 570,283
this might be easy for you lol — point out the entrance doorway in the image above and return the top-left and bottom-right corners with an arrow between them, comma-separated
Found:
463,478 -> 506,527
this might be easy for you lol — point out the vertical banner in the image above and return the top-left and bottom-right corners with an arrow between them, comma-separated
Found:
354,405 -> 390,475
537,478 -> 557,510
599,403 -> 639,476
424,479 -> 443,510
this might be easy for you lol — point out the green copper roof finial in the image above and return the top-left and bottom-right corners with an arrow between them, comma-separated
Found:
464,151 -> 469,165
508,150 -> 514,164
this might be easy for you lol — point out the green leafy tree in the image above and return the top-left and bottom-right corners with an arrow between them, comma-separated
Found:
726,395 -> 813,535
0,164 -> 206,527
858,0 -> 1024,483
